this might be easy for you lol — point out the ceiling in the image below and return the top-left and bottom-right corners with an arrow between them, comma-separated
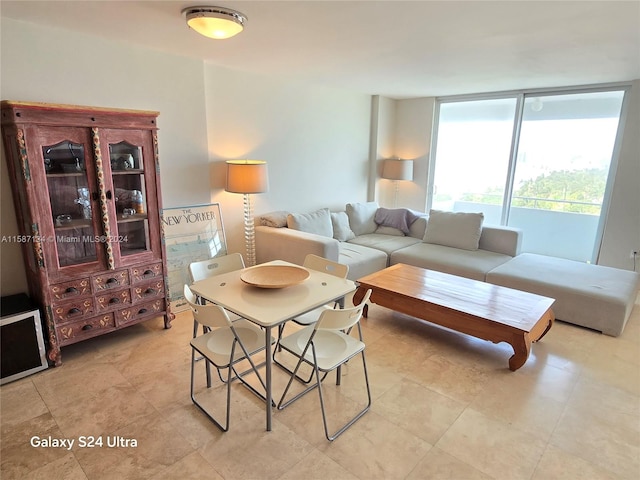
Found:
2,1 -> 639,98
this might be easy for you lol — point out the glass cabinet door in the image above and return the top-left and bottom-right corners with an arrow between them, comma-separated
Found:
43,140 -> 99,267
109,141 -> 150,257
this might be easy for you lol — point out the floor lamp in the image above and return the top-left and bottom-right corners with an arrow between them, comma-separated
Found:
382,158 -> 413,207
225,160 -> 269,267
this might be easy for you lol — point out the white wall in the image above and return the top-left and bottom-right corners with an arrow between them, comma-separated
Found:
395,98 -> 435,212
373,96 -> 397,207
0,18 -> 210,295
0,18 -> 372,294
203,65 -> 371,258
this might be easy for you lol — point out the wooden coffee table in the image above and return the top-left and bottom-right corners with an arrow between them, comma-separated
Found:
354,264 -> 555,371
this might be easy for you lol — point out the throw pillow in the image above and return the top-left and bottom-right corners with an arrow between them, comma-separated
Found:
424,209 -> 484,251
259,211 -> 289,228
287,208 -> 333,238
346,201 -> 379,236
374,207 -> 420,235
331,212 -> 356,242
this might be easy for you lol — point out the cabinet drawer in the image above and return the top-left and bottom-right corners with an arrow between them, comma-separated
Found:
50,278 -> 92,301
115,299 -> 164,327
130,263 -> 163,284
96,289 -> 131,311
132,280 -> 164,304
56,313 -> 115,344
53,298 -> 95,324
92,270 -> 129,292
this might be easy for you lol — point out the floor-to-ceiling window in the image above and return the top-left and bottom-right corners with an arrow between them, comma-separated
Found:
428,86 -> 628,262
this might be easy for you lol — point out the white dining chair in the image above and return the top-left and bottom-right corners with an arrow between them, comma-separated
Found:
189,253 -> 246,286
273,254 -> 349,382
188,253 -> 246,327
186,284 -> 273,432
277,289 -> 372,441
188,253 -> 246,386
293,254 -> 349,322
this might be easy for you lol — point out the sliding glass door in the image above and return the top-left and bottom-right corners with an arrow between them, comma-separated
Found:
430,98 -> 517,225
429,87 -> 627,262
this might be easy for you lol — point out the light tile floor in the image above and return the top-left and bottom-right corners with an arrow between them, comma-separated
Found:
2,294 -> 639,480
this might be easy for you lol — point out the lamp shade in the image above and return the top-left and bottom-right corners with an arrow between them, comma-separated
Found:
182,6 -> 247,39
382,159 -> 413,181
225,160 -> 269,194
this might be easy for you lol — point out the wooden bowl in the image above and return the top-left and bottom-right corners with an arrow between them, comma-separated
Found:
240,265 -> 309,288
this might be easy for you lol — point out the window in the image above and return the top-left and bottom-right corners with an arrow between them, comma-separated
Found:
429,87 -> 627,262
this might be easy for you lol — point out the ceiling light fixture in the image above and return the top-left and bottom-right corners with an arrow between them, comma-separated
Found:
182,6 -> 247,39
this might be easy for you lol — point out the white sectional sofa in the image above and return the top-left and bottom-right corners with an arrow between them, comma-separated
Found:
255,202 -> 640,336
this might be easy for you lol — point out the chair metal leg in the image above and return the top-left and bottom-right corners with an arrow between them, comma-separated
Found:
273,349 -> 318,384
193,319 -> 212,387
318,350 -> 371,441
274,344 -> 328,385
190,347 -> 230,432
277,342 -> 371,441
190,339 -> 275,431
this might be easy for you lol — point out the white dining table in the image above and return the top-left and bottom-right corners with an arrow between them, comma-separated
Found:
190,260 -> 356,431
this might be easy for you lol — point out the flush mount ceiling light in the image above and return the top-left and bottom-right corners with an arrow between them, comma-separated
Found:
182,6 -> 247,39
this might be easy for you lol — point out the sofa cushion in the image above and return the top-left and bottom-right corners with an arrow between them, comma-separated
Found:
408,216 -> 428,240
390,242 -> 512,281
375,225 -> 405,236
330,211 -> 356,242
374,207 -> 421,235
424,210 -> 484,251
349,233 -> 421,257
338,242 -> 388,280
346,202 -> 379,236
287,208 -> 332,237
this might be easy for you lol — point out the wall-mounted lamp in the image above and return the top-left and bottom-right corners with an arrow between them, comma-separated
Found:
182,6 -> 247,39
382,158 -> 413,207
225,160 -> 269,266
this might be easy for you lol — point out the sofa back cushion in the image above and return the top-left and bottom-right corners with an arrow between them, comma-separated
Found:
409,216 -> 428,239
346,202 -> 379,236
424,209 -> 484,251
287,208 -> 333,237
331,212 -> 356,241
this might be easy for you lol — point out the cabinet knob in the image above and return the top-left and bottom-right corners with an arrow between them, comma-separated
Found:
105,278 -> 119,287
106,190 -> 113,200
108,297 -> 121,304
68,307 -> 81,316
143,269 -> 155,278
143,288 -> 156,296
138,308 -> 148,315
82,324 -> 93,331
65,286 -> 78,295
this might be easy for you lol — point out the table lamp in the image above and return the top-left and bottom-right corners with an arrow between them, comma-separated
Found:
225,160 -> 269,266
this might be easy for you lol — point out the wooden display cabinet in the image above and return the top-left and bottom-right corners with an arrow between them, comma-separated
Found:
1,101 -> 172,365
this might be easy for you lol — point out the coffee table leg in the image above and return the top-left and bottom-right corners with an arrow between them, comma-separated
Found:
508,334 -> 531,371
532,311 -> 555,343
508,310 -> 554,371
353,286 -> 368,317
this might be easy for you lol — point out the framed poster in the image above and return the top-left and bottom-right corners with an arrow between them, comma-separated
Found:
161,203 -> 228,312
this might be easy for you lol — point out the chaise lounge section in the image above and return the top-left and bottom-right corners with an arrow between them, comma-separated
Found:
486,253 -> 640,336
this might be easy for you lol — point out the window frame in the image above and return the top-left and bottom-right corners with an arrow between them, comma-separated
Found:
427,83 -> 631,263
